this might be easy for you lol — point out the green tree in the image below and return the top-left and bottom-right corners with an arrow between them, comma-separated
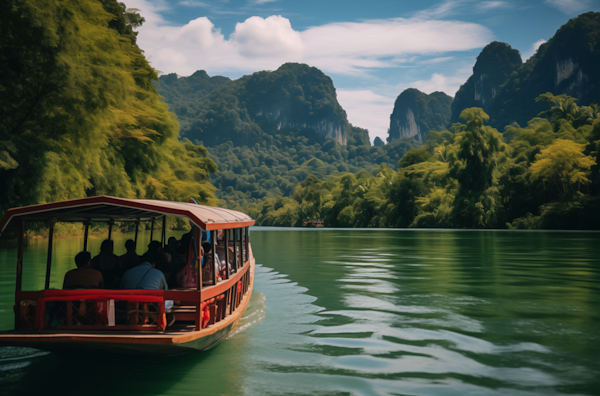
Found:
529,139 -> 596,200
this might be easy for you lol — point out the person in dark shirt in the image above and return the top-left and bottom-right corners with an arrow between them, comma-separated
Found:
91,240 -> 122,288
120,239 -> 139,272
63,251 -> 104,289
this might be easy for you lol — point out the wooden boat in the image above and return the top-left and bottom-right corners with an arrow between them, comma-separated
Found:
0,196 -> 255,355
303,219 -> 324,228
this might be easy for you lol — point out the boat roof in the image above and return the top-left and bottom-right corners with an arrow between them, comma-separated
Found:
0,196 -> 254,232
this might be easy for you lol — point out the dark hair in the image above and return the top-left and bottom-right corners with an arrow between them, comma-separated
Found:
125,239 -> 136,251
141,252 -> 156,265
168,236 -> 177,244
100,240 -> 114,254
75,251 -> 91,268
202,242 -> 212,254
147,240 -> 161,252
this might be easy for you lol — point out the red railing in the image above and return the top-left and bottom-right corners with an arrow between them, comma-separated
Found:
15,258 -> 252,332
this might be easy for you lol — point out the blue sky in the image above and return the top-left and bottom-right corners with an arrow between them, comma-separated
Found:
127,0 -> 600,142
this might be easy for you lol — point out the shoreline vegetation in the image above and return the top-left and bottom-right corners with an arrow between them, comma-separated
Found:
242,98 -> 599,230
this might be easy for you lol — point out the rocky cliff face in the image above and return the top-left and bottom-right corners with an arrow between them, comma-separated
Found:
486,12 -> 600,128
159,63 -> 352,147
244,63 -> 349,145
388,89 -> 452,143
450,42 -> 521,124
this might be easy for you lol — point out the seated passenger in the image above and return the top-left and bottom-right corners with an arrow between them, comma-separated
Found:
91,240 -> 122,288
146,240 -> 170,274
63,251 -> 104,289
120,239 -> 139,272
121,252 -> 173,311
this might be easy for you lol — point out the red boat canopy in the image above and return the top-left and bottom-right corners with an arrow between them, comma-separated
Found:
0,196 -> 254,232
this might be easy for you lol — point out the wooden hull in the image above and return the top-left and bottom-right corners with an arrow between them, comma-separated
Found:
0,260 -> 254,356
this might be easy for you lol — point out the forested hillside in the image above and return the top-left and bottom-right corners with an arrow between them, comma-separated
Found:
154,65 -> 420,209
155,63 -> 360,147
0,0 -> 217,217
466,12 -> 600,129
249,95 -> 599,229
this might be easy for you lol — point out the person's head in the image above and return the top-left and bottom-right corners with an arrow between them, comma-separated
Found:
75,251 -> 92,268
147,240 -> 161,253
125,239 -> 136,252
141,252 -> 156,267
168,237 -> 178,250
202,242 -> 212,255
100,240 -> 114,254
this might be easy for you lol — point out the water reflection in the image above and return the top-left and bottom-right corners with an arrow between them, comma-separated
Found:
1,229 -> 599,395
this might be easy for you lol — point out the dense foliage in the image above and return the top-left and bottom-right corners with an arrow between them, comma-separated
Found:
249,94 -> 599,229
208,131 -> 420,209
0,0 -> 217,216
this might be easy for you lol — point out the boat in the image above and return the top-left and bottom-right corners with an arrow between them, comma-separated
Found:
0,195 -> 255,355
303,219 -> 324,228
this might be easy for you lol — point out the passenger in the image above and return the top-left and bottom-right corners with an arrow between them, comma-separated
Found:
146,240 -> 170,274
164,237 -> 178,260
120,239 -> 139,272
120,252 -> 173,311
63,251 -> 104,289
91,240 -> 122,288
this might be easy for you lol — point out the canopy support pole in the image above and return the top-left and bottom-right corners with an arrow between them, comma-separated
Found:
15,220 -> 24,330
245,227 -> 249,267
45,219 -> 56,290
212,231 -> 217,285
225,229 -> 230,280
107,220 -> 114,241
233,228 -> 238,273
83,221 -> 90,252
161,217 -> 166,247
134,221 -> 140,250
150,219 -> 155,241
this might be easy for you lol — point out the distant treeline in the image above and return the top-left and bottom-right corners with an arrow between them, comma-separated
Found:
246,94 -> 600,229
208,129 -> 420,209
0,0 -> 217,218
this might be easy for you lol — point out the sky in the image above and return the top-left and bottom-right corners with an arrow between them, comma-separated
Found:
126,0 -> 600,143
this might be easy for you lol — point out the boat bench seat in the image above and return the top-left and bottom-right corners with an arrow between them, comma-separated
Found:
171,305 -> 197,322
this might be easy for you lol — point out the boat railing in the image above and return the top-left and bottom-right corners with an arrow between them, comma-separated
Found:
15,254 -> 252,333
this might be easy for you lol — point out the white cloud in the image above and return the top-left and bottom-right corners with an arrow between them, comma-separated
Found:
231,16 -> 303,58
477,1 -> 508,11
545,0 -> 592,14
522,39 -> 547,60
411,70 -> 471,97
131,9 -> 492,77
337,90 -> 396,144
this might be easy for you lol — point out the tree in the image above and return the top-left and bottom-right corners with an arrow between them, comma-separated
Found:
450,108 -> 508,227
529,139 -> 596,200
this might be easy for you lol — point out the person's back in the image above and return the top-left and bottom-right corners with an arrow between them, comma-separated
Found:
63,251 -> 104,289
91,240 -> 121,270
120,239 -> 139,272
120,252 -> 174,321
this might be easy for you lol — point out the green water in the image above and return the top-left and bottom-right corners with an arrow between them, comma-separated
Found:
1,228 -> 599,396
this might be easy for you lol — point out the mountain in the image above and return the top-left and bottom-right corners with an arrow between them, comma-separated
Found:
154,63 -> 354,147
387,89 -> 452,143
450,42 -> 522,124
155,71 -> 231,133
487,12 -> 600,128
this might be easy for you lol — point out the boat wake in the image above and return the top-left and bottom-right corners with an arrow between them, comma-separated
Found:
227,290 -> 267,338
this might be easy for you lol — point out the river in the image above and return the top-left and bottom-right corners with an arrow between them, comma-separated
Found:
1,228 -> 599,396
